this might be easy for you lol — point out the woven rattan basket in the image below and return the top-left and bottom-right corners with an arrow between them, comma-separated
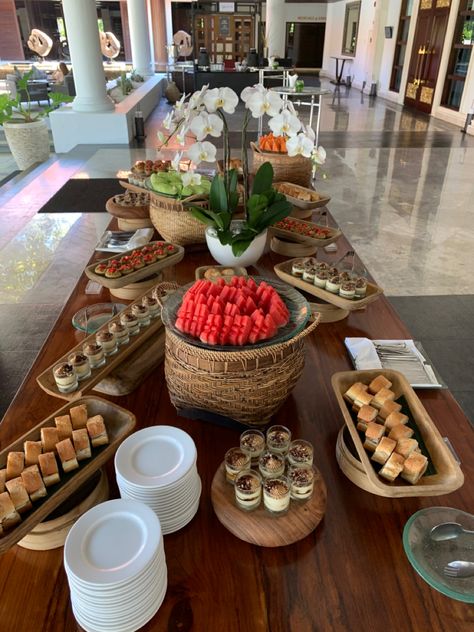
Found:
250,142 -> 312,188
164,315 -> 320,426
149,192 -> 208,246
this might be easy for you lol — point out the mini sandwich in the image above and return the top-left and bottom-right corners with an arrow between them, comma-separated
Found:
5,477 -> 32,514
55,414 -> 73,441
388,424 -> 414,442
357,405 -> 378,432
344,382 -> 368,404
368,375 -> 392,395
72,429 -> 91,461
38,452 -> 60,487
70,404 -> 88,430
395,438 -> 420,460
377,400 -> 402,423
401,452 -> 428,485
379,452 -> 405,482
21,465 -> 47,502
384,411 -> 409,430
56,439 -> 79,473
6,451 -> 24,481
364,423 -> 385,453
0,491 -> 21,530
371,388 -> 396,410
352,390 -> 373,413
41,427 -> 59,453
86,415 -> 109,447
24,440 -> 42,467
371,436 -> 397,465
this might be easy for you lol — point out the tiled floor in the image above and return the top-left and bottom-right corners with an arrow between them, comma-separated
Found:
0,79 -> 473,422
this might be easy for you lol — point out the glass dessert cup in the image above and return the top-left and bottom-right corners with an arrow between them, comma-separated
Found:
234,469 -> 262,511
53,362 -> 78,393
258,450 -> 285,479
83,342 -> 106,368
142,296 -> 160,318
266,425 -> 292,455
120,312 -> 140,336
96,330 -> 118,356
263,475 -> 291,515
287,439 -> 314,467
240,429 -> 265,466
67,352 -> 91,381
131,304 -> 151,327
288,465 -> 315,501
224,447 -> 251,484
109,321 -> 130,346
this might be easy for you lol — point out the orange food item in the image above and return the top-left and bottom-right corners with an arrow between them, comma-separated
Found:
258,133 -> 287,153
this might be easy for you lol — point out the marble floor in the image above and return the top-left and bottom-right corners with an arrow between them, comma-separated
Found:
0,79 -> 473,421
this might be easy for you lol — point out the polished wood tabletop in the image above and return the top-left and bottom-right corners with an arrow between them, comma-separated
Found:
0,226 -> 473,632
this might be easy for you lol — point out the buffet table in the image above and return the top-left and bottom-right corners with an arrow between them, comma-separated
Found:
0,227 -> 473,631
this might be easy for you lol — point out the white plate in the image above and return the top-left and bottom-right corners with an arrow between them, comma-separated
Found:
119,475 -> 201,514
64,499 -> 161,586
115,463 -> 198,497
115,426 -> 196,488
117,469 -> 198,502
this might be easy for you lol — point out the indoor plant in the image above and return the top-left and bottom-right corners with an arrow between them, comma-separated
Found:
0,69 -> 73,170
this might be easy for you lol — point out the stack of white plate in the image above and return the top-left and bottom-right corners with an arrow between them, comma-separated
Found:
115,426 -> 201,535
64,499 -> 167,632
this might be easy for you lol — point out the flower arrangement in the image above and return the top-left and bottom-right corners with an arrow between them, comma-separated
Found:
157,84 -> 326,256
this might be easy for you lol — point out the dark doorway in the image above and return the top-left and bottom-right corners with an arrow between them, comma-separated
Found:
285,22 -> 325,68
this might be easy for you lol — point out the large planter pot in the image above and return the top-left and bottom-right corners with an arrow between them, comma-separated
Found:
205,221 -> 268,267
3,119 -> 50,170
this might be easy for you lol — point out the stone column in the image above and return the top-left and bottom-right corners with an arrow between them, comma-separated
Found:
265,0 -> 286,59
127,0 -> 154,77
62,0 -> 114,112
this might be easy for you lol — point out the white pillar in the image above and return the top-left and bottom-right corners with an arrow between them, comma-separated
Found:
265,0 -> 286,59
62,0 -> 114,112
164,0 -> 173,47
127,0 -> 154,77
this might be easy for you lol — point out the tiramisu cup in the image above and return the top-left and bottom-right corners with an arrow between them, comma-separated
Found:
120,312 -> 140,336
355,277 -> 367,298
326,275 -> 341,294
302,267 -> 316,283
258,451 -> 285,479
108,321 -> 129,346
67,352 -> 91,381
240,429 -> 265,466
288,466 -> 315,501
224,447 -> 251,484
291,261 -> 304,277
263,476 -> 291,515
83,342 -> 106,368
96,330 -> 117,356
287,440 -> 314,467
53,363 -> 78,393
131,303 -> 151,327
339,281 -> 356,299
314,270 -> 329,289
315,261 -> 329,272
266,425 -> 292,454
234,470 -> 262,511
142,296 -> 160,318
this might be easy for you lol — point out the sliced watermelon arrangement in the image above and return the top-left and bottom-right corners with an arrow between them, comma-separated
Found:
175,276 -> 290,346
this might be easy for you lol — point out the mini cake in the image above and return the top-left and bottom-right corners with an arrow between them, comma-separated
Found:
327,266 -> 339,278
368,375 -> 392,395
53,362 -> 78,393
315,261 -> 329,272
68,352 -> 91,381
314,270 -> 329,289
401,452 -> 428,484
83,342 -> 106,368
302,267 -> 316,283
292,260 -> 305,277
143,253 -> 156,265
234,470 -> 262,511
120,312 -> 140,336
266,425 -> 291,454
96,330 -> 117,356
326,275 -> 341,294
371,436 -> 397,465
288,466 -> 314,501
379,452 -> 405,482
339,281 -> 356,299
364,422 -> 385,452
303,257 -> 318,269
355,277 -> 368,298
384,411 -> 409,430
258,451 -> 285,479
109,321 -> 129,345
224,447 -> 250,484
388,424 -> 414,441
395,437 -> 420,459
287,440 -> 313,467
356,405 -> 378,432
142,296 -> 160,318
166,244 -> 178,255
263,477 -> 291,514
240,430 -> 266,465
131,303 -> 150,327
339,271 -> 352,282
119,264 -> 134,275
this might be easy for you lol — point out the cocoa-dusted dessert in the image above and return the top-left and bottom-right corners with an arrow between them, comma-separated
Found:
291,260 -> 304,277
287,439 -> 314,467
339,281 -> 356,299
302,267 -> 317,283
339,271 -> 352,282
53,363 -> 78,393
303,257 -> 318,269
109,321 -> 129,345
82,342 -> 106,368
258,450 -> 285,479
224,447 -> 250,484
288,466 -> 315,501
234,470 -> 262,511
131,303 -> 150,327
266,425 -> 292,454
355,277 -> 368,298
96,330 -> 117,356
327,266 -> 339,278
326,275 -> 341,294
315,261 -> 330,272
120,312 -> 140,336
263,476 -> 291,514
240,429 -> 265,465
67,352 -> 91,381
142,295 -> 160,318
314,270 -> 329,289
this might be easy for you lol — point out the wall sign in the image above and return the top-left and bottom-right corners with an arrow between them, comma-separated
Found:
219,16 -> 231,37
219,2 -> 235,12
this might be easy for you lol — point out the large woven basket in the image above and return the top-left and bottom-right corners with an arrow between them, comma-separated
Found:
149,192 -> 208,246
250,142 -> 312,188
164,315 -> 320,426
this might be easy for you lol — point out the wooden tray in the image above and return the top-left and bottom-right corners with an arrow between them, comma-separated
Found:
0,396 -> 135,553
85,241 -> 184,289
309,300 -> 349,323
331,369 -> 464,497
270,236 -> 317,257
105,196 -> 150,220
274,258 -> 384,311
274,182 -> 331,209
211,463 -> 327,547
195,265 -> 248,281
269,217 -> 341,247
109,273 -> 162,300
37,288 -> 164,401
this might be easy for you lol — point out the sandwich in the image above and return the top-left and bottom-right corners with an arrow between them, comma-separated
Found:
38,452 -> 60,487
5,477 -> 32,514
70,404 -> 88,430
401,452 -> 428,485
388,424 -> 414,441
377,400 -> 402,423
41,427 -> 59,453
368,375 -> 392,395
371,388 -> 396,410
6,451 -> 25,481
72,429 -> 91,461
384,411 -> 409,430
395,438 -> 420,459
55,439 -> 79,473
86,415 -> 109,447
55,414 -> 73,440
363,423 -> 385,452
356,405 -> 378,432
0,491 -> 21,530
21,465 -> 47,502
379,452 -> 405,482
24,440 -> 42,467
371,437 -> 397,465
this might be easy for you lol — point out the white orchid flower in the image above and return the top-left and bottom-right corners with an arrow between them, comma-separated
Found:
312,145 -> 326,165
171,151 -> 183,172
189,85 -> 209,110
190,112 -> 224,141
241,83 -> 265,103
268,110 -> 301,137
182,170 -> 202,187
186,141 -> 217,165
174,92 -> 187,110
246,89 -> 283,118
157,130 -> 165,143
286,132 -> 315,158
204,87 -> 239,114
163,110 -> 173,130
283,100 -> 297,116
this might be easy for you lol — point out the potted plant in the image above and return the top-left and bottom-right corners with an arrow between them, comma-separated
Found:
0,69 -> 73,170
462,22 -> 473,45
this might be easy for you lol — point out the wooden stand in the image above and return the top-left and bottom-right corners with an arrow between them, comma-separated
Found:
211,463 -> 327,547
270,236 -> 317,257
309,300 -> 350,323
109,273 -> 163,300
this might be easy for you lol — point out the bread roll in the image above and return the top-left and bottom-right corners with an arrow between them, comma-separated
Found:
371,437 -> 397,465
395,438 -> 420,459
401,452 -> 428,485
371,388 -> 396,410
368,375 -> 392,395
364,423 -> 385,452
379,452 -> 405,482
55,414 -> 73,440
344,382 -> 368,403
388,424 -> 414,441
70,404 -> 88,430
0,491 -> 21,530
38,452 -> 60,487
72,429 -> 91,461
56,439 -> 79,473
21,465 -> 47,502
384,411 -> 409,430
24,440 -> 42,467
0,469 -> 6,493
5,477 -> 32,514
41,427 -> 59,453
6,452 -> 25,481
356,405 -> 378,432
87,415 -> 109,447
353,390 -> 373,412
376,400 -> 402,423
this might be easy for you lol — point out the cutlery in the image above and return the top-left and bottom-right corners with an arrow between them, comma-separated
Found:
430,522 -> 474,542
443,560 -> 474,578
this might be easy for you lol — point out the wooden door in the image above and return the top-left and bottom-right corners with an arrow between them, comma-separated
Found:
194,14 -> 254,63
404,0 -> 451,113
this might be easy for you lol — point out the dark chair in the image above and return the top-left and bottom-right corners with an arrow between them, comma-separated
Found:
20,80 -> 50,105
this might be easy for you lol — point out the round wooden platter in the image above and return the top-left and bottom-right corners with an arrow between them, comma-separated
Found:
335,426 -> 383,496
270,236 -> 317,257
309,300 -> 350,323
290,206 -> 314,220
211,463 -> 327,547
109,272 -> 163,300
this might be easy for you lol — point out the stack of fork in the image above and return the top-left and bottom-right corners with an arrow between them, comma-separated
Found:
373,342 -> 439,386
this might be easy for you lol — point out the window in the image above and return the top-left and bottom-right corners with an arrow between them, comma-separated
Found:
390,0 -> 413,93
442,0 -> 474,110
342,2 -> 361,56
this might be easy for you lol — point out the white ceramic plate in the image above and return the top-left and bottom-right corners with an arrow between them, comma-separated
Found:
115,463 -> 198,496
117,469 -> 198,502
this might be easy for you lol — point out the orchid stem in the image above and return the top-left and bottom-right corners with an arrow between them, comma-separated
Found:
241,109 -> 250,217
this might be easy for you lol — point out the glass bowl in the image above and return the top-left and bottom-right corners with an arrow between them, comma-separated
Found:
72,303 -> 127,334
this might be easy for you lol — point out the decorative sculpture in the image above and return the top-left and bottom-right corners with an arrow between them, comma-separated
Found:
173,30 -> 192,58
27,29 -> 53,58
100,31 -> 121,60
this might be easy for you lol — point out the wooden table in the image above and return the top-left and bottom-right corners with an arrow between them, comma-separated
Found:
0,230 -> 473,632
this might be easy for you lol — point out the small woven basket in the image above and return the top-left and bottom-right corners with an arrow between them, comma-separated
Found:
164,315 -> 320,426
149,192 -> 208,246
250,142 -> 313,188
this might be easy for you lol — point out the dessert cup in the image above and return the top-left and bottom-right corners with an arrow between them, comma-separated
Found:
83,342 -> 106,368
53,362 -> 78,393
263,476 -> 291,515
96,330 -> 118,356
142,296 -> 160,318
67,352 -> 91,381
240,429 -> 265,466
266,425 -> 291,455
109,321 -> 130,346
234,469 -> 262,511
120,312 -> 140,336
288,465 -> 315,501
287,439 -> 314,467
132,304 -> 151,327
224,447 -> 251,484
258,450 -> 285,479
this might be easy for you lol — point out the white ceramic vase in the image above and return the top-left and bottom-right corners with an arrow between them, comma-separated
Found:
205,221 -> 268,267
3,119 -> 50,170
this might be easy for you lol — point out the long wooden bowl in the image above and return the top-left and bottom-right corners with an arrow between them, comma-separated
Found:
274,181 -> 331,209
269,217 -> 342,247
0,397 -> 135,553
331,369 -> 464,497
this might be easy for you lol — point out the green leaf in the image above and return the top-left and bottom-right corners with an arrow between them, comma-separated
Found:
187,206 -> 219,226
251,162 -> 273,195
209,174 -> 228,212
231,237 -> 253,257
